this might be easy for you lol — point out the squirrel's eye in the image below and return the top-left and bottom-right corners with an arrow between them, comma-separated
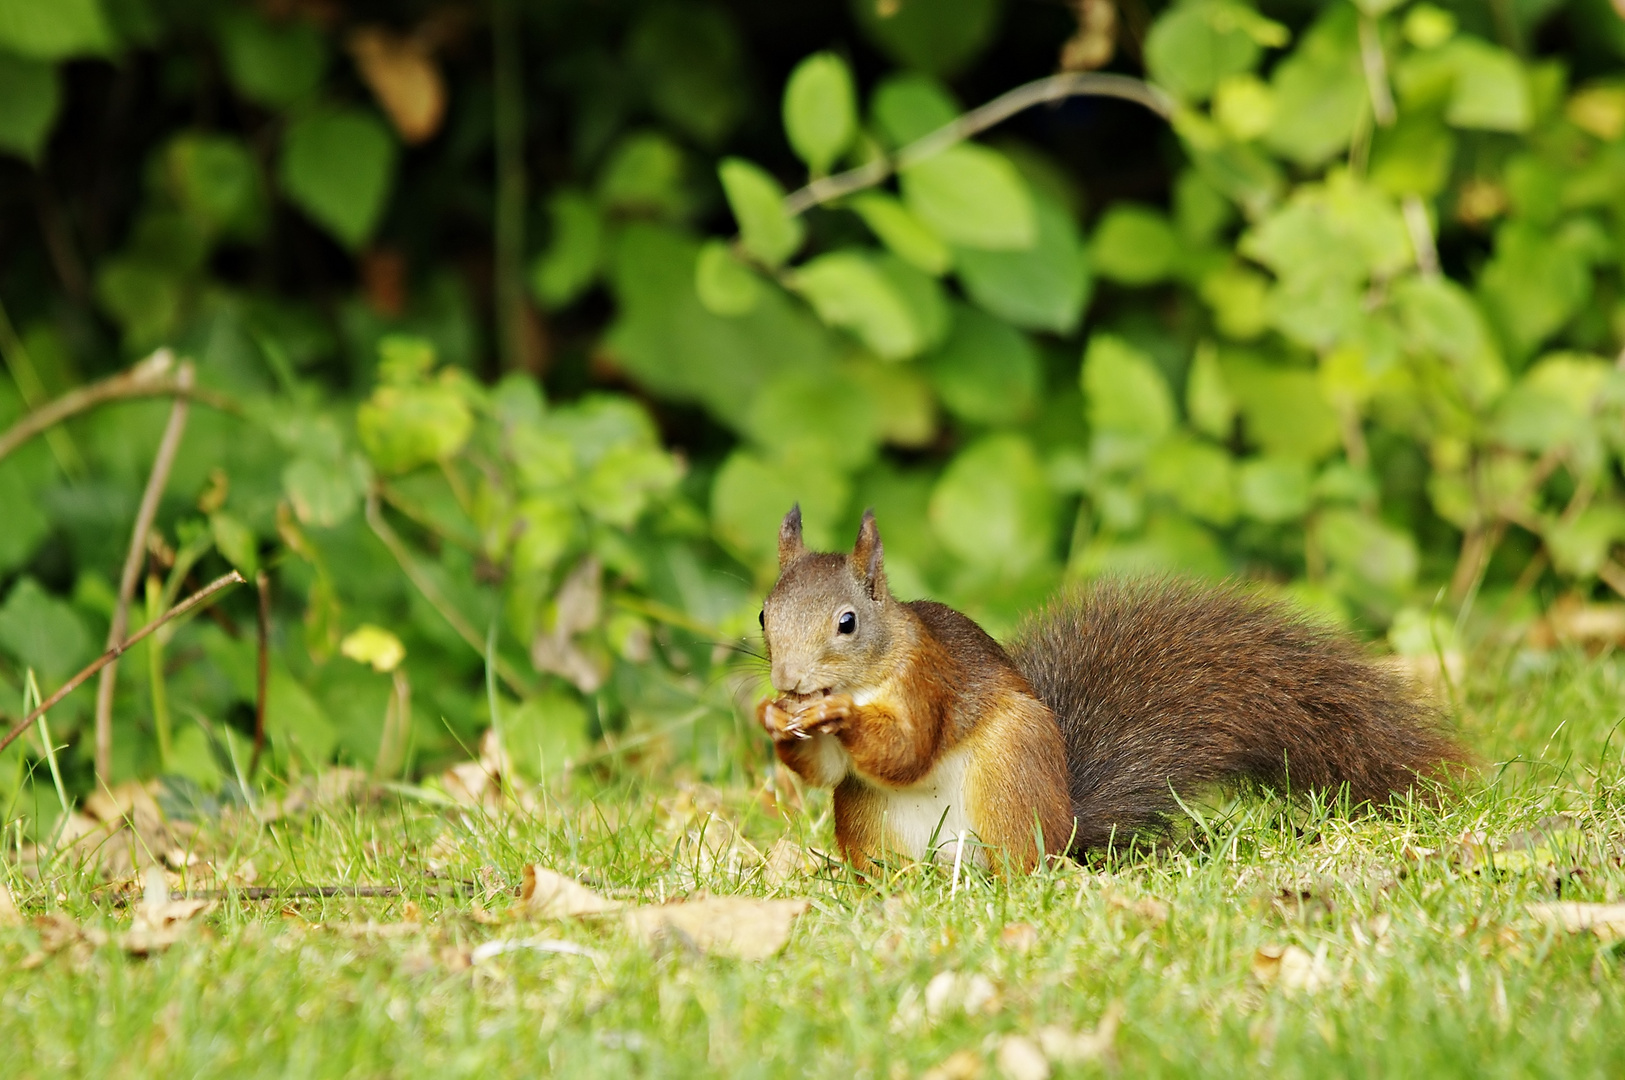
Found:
758,608 -> 765,628
837,611 -> 856,635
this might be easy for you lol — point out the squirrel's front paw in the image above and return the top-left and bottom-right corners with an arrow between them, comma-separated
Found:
790,693 -> 854,737
758,697 -> 815,743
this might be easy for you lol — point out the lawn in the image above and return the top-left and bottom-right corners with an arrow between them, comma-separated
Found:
3,646 -> 1624,1079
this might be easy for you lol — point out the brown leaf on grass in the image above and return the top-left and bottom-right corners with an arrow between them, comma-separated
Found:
123,866 -> 213,955
894,971 -> 1002,1029
1034,1001 -> 1124,1065
762,836 -> 812,887
921,1049 -> 985,1080
995,1034 -> 1050,1080
1528,901 -> 1625,941
999,922 -> 1038,953
1252,943 -> 1332,993
348,26 -> 446,144
1106,891 -> 1169,925
1527,599 -> 1625,651
625,896 -> 810,960
0,881 -> 20,927
518,865 -> 621,918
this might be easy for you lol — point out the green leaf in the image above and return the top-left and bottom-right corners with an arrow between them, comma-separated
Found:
598,131 -> 687,217
1444,38 -> 1531,132
165,133 -> 263,236
94,258 -> 182,349
745,368 -> 886,471
626,4 -> 745,146
929,434 -> 1056,574
1185,342 -> 1236,439
530,190 -> 604,310
278,108 -> 397,249
0,0 -> 112,59
924,303 -> 1040,426
1091,204 -> 1180,285
209,511 -> 260,578
1237,456 -> 1311,522
1082,334 -> 1176,467
1543,504 -> 1625,578
0,578 -> 91,684
1316,508 -> 1418,594
1477,221 -> 1593,359
783,52 -> 857,174
1198,263 -> 1269,340
1369,114 -> 1457,197
850,192 -> 952,275
1242,171 -> 1411,287
850,0 -> 1000,77
1146,436 -> 1237,525
711,449 -> 850,567
1391,275 -> 1502,372
1220,350 -> 1341,461
792,250 -> 924,360
1262,6 -> 1365,168
1144,2 -> 1265,103
581,442 -> 681,527
357,380 -> 475,473
510,495 -> 575,575
955,191 -> 1090,333
0,52 -> 58,162
604,223 -> 841,429
504,688 -> 591,781
216,8 -> 326,108
694,240 -> 762,317
718,158 -> 803,268
900,144 -> 1036,251
0,461 -> 48,572
282,455 -> 362,529
1493,353 -> 1610,453
871,73 -> 959,146
267,664 -> 338,766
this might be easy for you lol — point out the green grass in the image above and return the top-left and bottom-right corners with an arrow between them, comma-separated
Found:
3,647 -> 1625,1079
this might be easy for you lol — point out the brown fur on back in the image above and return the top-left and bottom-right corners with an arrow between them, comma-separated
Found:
1006,578 -> 1467,853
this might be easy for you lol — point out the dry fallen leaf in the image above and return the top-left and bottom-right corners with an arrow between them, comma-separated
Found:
763,836 -> 812,887
1528,901 -> 1625,941
999,922 -> 1038,953
895,971 -> 1002,1029
0,881 -> 20,927
921,1048 -> 985,1080
348,26 -> 446,144
518,865 -> 621,918
1106,892 -> 1169,925
124,865 -> 213,955
1252,943 -> 1332,993
625,896 -> 809,960
1034,1001 -> 1123,1065
995,1034 -> 1049,1080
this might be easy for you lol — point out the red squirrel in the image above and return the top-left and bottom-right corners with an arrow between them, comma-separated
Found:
756,507 -> 1466,873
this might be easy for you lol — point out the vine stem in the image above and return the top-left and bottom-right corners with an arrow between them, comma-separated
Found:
0,572 -> 246,759
0,349 -> 236,466
94,361 -> 196,783
781,72 -> 1175,217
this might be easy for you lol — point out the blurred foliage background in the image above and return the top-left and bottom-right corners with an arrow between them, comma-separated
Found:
4,0 -> 1625,820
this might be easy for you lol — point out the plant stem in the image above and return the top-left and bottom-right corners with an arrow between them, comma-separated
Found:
0,348 -> 235,466
0,293 -> 86,477
782,72 -> 1174,217
0,572 -> 246,759
93,361 -> 195,784
145,575 -> 173,771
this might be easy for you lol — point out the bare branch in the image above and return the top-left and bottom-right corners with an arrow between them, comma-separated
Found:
782,72 -> 1174,217
94,361 -> 195,784
250,570 -> 270,779
0,572 -> 246,759
0,350 -> 237,466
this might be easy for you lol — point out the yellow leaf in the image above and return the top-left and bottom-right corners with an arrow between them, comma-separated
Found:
340,624 -> 406,672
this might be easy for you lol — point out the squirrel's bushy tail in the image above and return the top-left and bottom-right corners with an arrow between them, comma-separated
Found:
1006,578 -> 1467,853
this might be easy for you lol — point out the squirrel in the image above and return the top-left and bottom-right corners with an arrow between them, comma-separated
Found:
756,506 -> 1467,874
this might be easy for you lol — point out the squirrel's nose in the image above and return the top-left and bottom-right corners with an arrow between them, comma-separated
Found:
770,660 -> 803,694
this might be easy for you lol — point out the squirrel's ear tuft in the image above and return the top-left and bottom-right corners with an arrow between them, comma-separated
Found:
850,508 -> 887,600
778,504 -> 807,567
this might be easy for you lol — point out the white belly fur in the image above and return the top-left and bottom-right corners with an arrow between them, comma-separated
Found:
873,742 -> 981,868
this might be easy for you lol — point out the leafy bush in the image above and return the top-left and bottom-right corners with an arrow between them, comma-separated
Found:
3,0 -> 1625,813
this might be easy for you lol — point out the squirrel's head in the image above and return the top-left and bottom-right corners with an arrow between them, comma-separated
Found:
760,505 -> 898,696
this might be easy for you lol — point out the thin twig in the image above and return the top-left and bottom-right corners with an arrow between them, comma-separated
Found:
0,572 -> 246,758
94,362 -> 195,783
365,489 -> 534,696
0,292 -> 86,477
782,72 -> 1174,217
250,570 -> 271,779
0,350 -> 236,465
1357,14 -> 1397,127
